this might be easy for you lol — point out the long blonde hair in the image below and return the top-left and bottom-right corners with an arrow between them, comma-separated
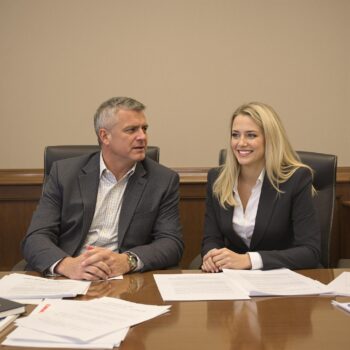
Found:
213,102 -> 312,208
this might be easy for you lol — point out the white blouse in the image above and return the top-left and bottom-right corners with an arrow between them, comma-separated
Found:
232,169 -> 265,269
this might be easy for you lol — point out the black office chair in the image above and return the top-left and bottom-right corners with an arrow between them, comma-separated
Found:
43,145 -> 160,187
12,144 -> 160,271
296,151 -> 337,267
189,149 -> 337,269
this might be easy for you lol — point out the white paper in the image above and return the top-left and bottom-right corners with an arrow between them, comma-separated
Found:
223,268 -> 331,296
107,275 -> 123,280
327,272 -> 350,296
88,297 -> 171,329
2,338 -> 115,349
3,324 -> 128,349
153,273 -> 250,301
0,273 -> 90,299
14,297 -> 170,342
4,299 -> 129,348
10,298 -> 45,305
0,314 -> 18,333
331,300 -> 350,313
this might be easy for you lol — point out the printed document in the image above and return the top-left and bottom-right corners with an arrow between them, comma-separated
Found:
3,324 -> 128,349
8,297 -> 170,345
223,268 -> 330,296
0,273 -> 90,299
153,273 -> 250,301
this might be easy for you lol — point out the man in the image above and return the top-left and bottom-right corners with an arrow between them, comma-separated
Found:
22,97 -> 184,280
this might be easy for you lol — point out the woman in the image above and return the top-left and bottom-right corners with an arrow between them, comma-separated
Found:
201,102 -> 320,272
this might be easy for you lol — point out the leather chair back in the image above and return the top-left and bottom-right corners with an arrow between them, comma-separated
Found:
296,151 -> 337,268
218,149 -> 337,267
44,145 -> 160,183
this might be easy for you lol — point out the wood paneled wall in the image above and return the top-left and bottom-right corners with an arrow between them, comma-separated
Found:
1,168 -> 350,270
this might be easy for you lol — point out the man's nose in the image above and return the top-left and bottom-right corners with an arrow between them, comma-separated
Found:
136,128 -> 147,140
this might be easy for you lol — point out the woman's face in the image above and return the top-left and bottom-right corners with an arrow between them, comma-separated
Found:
231,114 -> 265,170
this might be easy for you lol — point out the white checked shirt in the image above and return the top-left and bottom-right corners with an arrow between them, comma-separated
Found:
78,154 -> 136,254
233,169 -> 265,270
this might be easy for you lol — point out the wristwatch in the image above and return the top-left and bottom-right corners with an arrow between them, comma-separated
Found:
125,252 -> 138,272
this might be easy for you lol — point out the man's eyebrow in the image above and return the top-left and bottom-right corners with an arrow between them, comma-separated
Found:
123,123 -> 149,129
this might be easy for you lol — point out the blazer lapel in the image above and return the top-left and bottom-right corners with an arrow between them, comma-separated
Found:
221,205 -> 249,250
250,176 -> 277,249
221,205 -> 234,234
78,153 -> 100,247
118,162 -> 147,247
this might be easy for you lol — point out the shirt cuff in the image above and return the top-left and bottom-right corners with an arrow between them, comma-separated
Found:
46,259 -> 62,276
134,256 -> 144,272
248,252 -> 263,270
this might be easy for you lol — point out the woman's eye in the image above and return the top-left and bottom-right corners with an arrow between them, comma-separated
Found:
231,132 -> 240,139
247,133 -> 257,139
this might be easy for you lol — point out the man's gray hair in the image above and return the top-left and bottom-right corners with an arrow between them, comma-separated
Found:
94,97 -> 145,139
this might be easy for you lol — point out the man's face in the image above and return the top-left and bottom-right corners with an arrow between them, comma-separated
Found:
101,108 -> 148,165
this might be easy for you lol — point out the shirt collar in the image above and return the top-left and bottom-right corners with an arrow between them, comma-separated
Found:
233,168 -> 265,192
257,168 -> 265,184
99,152 -> 136,180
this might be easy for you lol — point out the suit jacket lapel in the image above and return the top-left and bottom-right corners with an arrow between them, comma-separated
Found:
78,153 -> 100,248
250,176 -> 277,248
118,162 -> 147,247
221,205 -> 234,234
221,205 -> 249,250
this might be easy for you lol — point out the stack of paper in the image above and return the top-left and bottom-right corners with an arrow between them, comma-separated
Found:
222,269 -> 331,296
0,298 -> 25,318
0,273 -> 90,299
2,297 -> 170,349
0,315 -> 19,333
154,269 -> 331,301
327,272 -> 350,296
0,297 -> 25,333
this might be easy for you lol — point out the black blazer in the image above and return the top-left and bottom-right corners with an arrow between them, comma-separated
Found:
22,152 -> 184,273
202,167 -> 321,269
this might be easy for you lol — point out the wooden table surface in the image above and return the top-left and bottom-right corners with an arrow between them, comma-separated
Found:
1,269 -> 349,350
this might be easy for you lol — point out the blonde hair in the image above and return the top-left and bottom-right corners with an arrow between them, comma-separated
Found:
213,102 -> 312,208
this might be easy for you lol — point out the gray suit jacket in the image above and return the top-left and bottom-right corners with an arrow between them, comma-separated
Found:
202,167 -> 321,269
22,152 -> 184,272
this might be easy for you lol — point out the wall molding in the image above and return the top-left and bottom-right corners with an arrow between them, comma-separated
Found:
1,166 -> 350,185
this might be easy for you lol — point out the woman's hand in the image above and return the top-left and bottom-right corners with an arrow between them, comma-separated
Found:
202,248 -> 252,272
202,249 -> 221,272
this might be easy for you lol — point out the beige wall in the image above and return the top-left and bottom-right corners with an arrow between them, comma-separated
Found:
0,0 -> 349,168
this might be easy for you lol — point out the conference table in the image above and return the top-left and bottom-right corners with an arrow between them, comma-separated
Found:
0,269 -> 350,350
